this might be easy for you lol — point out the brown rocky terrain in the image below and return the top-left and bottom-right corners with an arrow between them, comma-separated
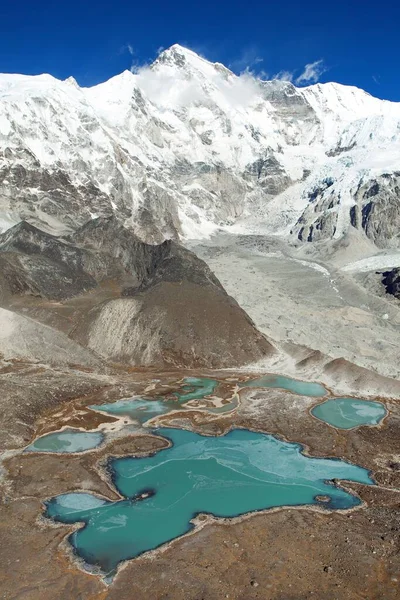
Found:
0,365 -> 399,600
0,217 -> 399,600
0,218 -> 274,369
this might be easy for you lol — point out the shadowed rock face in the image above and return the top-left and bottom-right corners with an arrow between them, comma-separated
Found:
354,174 -> 400,248
70,217 -> 221,291
0,218 -> 274,368
0,218 -> 171,300
0,221 -> 101,300
292,173 -> 400,246
379,268 -> 400,299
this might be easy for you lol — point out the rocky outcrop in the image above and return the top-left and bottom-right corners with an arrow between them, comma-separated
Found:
379,268 -> 400,299
71,220 -> 275,367
0,222 -> 99,300
244,152 -> 292,196
292,172 -> 400,246
355,175 -> 400,248
73,281 -> 272,368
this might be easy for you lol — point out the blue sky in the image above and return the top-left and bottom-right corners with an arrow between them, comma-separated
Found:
1,0 -> 399,100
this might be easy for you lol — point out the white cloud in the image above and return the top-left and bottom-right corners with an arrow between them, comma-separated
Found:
118,43 -> 147,73
230,47 -> 264,74
295,59 -> 326,85
273,70 -> 294,82
134,58 -> 262,110
130,60 -> 146,74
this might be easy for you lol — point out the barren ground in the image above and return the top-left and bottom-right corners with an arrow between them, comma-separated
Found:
189,234 -> 400,380
1,363 -> 399,600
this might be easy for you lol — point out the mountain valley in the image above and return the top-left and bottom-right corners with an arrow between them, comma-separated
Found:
1,44 -> 399,600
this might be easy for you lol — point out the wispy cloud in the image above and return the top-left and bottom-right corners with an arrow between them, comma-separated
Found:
230,47 -> 264,74
229,49 -> 327,86
119,43 -> 134,57
372,74 -> 380,85
273,70 -> 295,82
295,59 -> 326,85
119,43 -> 145,73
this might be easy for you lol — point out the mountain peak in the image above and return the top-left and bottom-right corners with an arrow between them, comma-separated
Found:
157,44 -> 201,62
64,75 -> 79,89
151,44 -> 233,79
153,44 -> 208,71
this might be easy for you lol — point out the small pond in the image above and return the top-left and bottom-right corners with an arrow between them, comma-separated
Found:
88,377 -> 228,425
243,375 -> 327,397
311,398 -> 387,430
25,429 -> 104,454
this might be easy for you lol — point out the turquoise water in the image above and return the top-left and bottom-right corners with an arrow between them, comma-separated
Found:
25,429 -> 104,453
311,398 -> 387,429
90,375 -> 326,426
45,427 -> 373,577
175,377 -> 218,402
243,375 -> 327,397
89,377 -> 223,424
90,397 -> 174,425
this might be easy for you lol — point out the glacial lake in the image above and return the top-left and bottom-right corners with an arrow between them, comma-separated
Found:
311,398 -> 387,429
89,376 -> 229,425
243,375 -> 327,397
25,429 -> 104,453
26,375 -> 329,454
45,427 -> 373,578
90,374 -> 327,428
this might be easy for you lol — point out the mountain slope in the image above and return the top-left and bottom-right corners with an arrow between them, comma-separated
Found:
0,306 -> 99,367
0,44 -> 399,249
0,218 -> 274,368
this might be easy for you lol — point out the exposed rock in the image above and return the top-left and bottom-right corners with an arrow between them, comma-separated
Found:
244,152 -> 292,196
293,173 -> 400,246
379,268 -> 400,299
326,141 -> 357,156
0,222 -> 98,300
356,175 -> 400,248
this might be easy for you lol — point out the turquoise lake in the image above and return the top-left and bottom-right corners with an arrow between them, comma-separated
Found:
25,429 -> 104,453
45,427 -> 373,578
91,375 -> 326,428
175,377 -> 218,402
311,398 -> 387,429
89,376 -> 235,425
27,375 -> 329,454
243,375 -> 327,397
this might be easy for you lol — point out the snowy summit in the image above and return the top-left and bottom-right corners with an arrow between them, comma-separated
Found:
0,43 -> 399,247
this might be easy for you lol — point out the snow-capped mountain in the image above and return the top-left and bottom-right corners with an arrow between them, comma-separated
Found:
1,44 -> 399,246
